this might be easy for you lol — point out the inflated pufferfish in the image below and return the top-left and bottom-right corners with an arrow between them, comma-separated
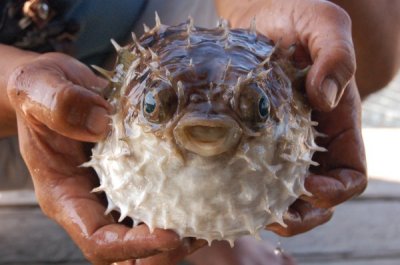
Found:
84,15 -> 325,246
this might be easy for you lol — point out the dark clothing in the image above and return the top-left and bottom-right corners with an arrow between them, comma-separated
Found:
0,0 -> 146,65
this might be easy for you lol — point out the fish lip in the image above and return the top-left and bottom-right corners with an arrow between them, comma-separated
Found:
173,113 -> 242,157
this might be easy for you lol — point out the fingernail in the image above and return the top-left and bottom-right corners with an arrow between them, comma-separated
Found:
158,241 -> 181,251
320,78 -> 338,108
187,239 -> 207,253
96,76 -> 109,88
158,247 -> 178,251
86,106 -> 109,135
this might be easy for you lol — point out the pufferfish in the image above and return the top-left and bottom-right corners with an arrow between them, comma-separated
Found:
84,15 -> 325,246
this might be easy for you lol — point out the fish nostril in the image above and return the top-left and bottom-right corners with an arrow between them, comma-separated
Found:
185,126 -> 228,143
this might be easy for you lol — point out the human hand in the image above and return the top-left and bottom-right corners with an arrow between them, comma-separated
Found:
268,79 -> 367,236
216,0 -> 367,235
7,52 -> 199,264
216,0 -> 356,112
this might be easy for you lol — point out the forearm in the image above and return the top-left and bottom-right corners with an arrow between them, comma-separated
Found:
0,44 -> 38,137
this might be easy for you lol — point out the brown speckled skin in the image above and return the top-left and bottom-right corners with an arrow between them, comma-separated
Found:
117,22 -> 304,141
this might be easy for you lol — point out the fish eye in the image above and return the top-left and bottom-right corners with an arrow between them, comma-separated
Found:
238,83 -> 270,126
142,81 -> 178,124
144,92 -> 157,114
258,95 -> 269,118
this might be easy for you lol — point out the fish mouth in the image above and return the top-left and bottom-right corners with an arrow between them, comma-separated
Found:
173,113 -> 242,157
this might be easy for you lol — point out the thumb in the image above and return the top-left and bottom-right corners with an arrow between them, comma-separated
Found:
7,61 -> 112,142
300,2 -> 356,111
232,0 -> 356,112
306,39 -> 356,112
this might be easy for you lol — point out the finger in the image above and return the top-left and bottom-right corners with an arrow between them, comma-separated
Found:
250,1 -> 355,111
136,239 -> 207,265
112,261 -> 135,265
52,54 -> 111,97
303,169 -> 367,209
297,1 -> 356,111
88,225 -> 181,264
267,200 -> 333,237
39,174 -> 182,264
305,39 -> 355,112
8,63 -> 112,142
17,124 -> 181,265
39,171 -> 181,264
37,52 -> 109,90
307,83 -> 367,208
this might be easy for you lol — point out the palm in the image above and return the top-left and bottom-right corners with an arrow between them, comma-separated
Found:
8,53 -> 186,265
17,121 -> 123,260
268,80 -> 367,236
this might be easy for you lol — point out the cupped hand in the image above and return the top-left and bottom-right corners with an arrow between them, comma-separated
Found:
268,79 -> 367,236
216,0 -> 367,235
7,52 -> 200,264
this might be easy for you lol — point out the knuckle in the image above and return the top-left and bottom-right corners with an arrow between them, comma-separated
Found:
281,227 -> 296,237
269,225 -> 294,237
53,83 -> 72,111
322,209 -> 334,223
35,192 -> 56,219
82,235 -> 109,264
321,1 -> 352,28
39,203 -> 53,219
78,236 -> 106,264
337,47 -> 356,77
335,7 -> 351,27
52,83 -> 84,127
7,64 -> 33,100
325,43 -> 356,86
356,174 -> 368,196
81,249 -> 100,264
